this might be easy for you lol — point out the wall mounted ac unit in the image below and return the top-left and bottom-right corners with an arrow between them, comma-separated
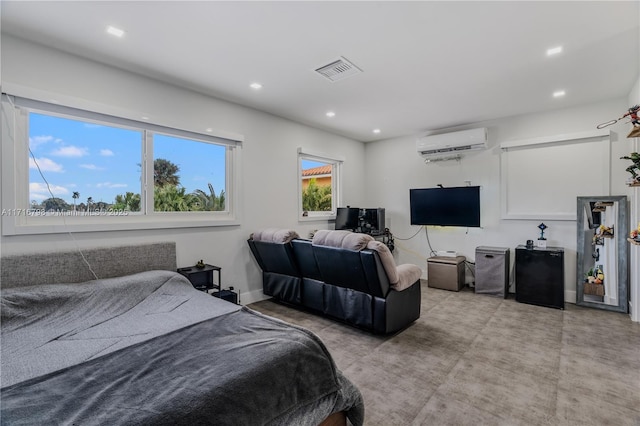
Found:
416,128 -> 487,162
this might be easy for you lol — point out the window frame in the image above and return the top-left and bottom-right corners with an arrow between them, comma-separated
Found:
1,95 -> 243,235
297,147 -> 343,222
147,130 -> 231,215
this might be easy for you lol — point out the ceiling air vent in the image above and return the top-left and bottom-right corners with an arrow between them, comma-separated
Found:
314,56 -> 362,82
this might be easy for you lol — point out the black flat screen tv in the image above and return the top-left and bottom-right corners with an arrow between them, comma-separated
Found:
335,207 -> 360,231
410,186 -> 481,227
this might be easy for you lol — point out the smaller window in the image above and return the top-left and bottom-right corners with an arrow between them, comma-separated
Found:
298,149 -> 342,220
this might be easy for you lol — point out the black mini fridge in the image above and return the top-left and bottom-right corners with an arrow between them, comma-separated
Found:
515,245 -> 564,309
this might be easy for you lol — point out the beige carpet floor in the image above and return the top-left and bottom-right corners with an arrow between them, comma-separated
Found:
248,282 -> 640,426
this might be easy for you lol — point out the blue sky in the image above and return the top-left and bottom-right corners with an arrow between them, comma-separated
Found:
29,112 -> 226,205
301,159 -> 326,169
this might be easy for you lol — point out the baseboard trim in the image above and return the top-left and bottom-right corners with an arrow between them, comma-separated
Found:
240,288 -> 270,306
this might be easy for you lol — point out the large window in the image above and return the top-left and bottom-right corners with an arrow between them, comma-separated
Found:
2,96 -> 241,234
28,112 -> 144,214
298,148 -> 342,220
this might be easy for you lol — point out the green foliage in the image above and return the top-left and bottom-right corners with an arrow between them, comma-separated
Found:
192,183 -> 226,211
41,159 -> 223,214
154,185 -> 195,212
218,191 -> 225,210
110,182 -> 225,213
42,197 -> 70,211
302,178 -> 332,212
93,201 -> 109,210
154,158 -> 180,187
113,192 -> 141,212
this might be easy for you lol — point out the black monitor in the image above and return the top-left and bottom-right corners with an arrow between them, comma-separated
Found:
335,207 -> 360,231
361,208 -> 385,235
410,186 -> 481,227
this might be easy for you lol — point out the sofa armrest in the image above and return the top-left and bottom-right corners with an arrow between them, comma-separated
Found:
365,240 -> 398,283
393,264 -> 422,291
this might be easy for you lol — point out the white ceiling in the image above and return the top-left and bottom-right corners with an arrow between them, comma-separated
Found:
2,1 -> 638,142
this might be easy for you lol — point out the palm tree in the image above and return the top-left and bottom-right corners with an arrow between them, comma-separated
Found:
192,183 -> 226,211
72,191 -> 79,212
154,185 -> 194,212
87,197 -> 93,211
193,183 -> 218,211
218,190 -> 225,211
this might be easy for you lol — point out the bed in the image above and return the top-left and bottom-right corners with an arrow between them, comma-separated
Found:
0,242 -> 364,426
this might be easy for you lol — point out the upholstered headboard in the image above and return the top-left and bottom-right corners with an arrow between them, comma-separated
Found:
1,242 -> 177,288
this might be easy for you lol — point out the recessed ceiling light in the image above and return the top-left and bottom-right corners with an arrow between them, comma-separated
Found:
205,128 -> 213,132
141,116 -> 150,120
553,90 -> 566,98
106,25 -> 125,38
546,46 -> 563,56
249,82 -> 262,90
373,129 -> 381,134
326,111 -> 336,118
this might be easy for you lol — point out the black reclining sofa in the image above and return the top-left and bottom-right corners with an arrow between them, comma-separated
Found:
248,229 -> 422,334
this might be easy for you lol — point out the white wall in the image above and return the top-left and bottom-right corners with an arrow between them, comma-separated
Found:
2,34 -> 637,310
364,97 -> 635,303
0,35 -> 367,303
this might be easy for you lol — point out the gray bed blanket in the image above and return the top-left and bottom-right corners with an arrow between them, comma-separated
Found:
1,271 -> 364,425
1,270 -> 241,387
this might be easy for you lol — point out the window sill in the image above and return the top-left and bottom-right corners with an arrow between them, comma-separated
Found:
2,214 -> 239,236
298,214 -> 336,223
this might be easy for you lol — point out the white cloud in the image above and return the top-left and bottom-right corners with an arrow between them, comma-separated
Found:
100,149 -> 115,156
29,135 -> 54,150
29,157 -> 64,172
50,145 -> 88,157
29,182 -> 69,200
80,164 -> 104,170
96,182 -> 127,188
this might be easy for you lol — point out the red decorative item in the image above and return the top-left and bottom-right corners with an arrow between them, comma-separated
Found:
597,105 -> 640,137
